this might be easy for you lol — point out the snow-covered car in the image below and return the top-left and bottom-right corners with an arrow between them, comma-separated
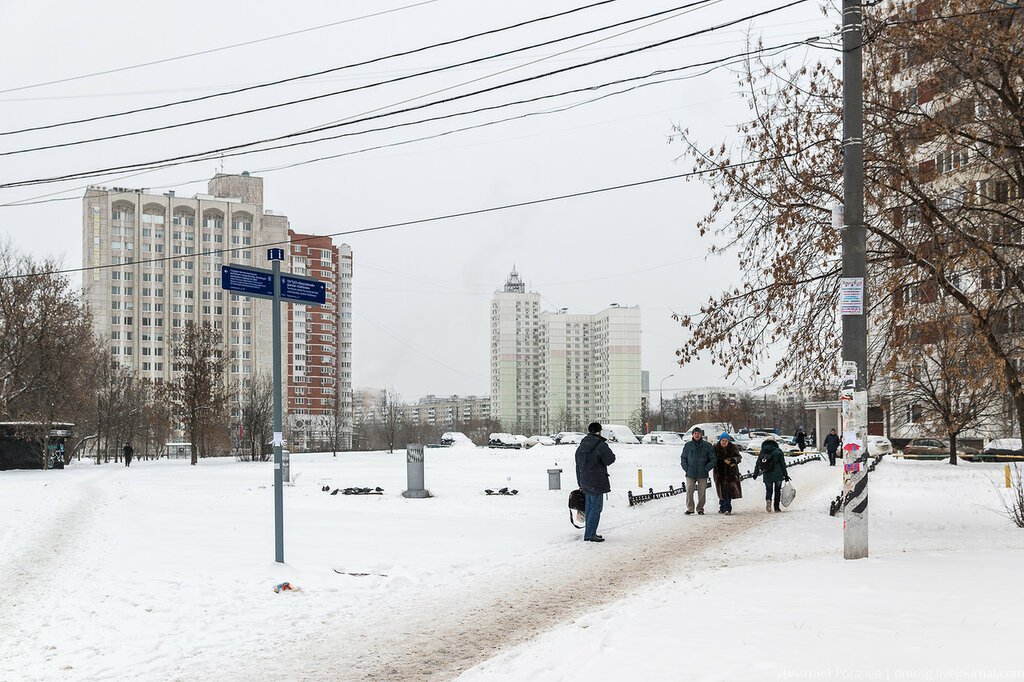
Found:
642,431 -> 685,445
747,436 -> 798,454
685,422 -> 735,438
529,435 -> 556,446
601,424 -> 640,444
488,433 -> 521,449
962,438 -> 1024,462
865,435 -> 893,455
440,432 -> 474,447
554,432 -> 586,445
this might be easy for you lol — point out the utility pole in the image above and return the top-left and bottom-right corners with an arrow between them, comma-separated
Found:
841,0 -> 869,560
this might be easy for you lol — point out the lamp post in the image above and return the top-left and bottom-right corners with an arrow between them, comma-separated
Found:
659,374 -> 674,431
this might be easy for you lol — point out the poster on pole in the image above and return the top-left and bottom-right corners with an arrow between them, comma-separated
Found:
839,277 -> 864,316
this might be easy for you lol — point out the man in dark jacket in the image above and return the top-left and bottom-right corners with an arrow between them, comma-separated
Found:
123,442 -> 134,467
794,426 -> 807,452
681,427 -> 716,515
823,428 -> 841,466
575,422 -> 616,542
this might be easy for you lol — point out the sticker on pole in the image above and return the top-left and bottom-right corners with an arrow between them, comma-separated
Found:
272,432 -> 284,447
839,277 -> 864,316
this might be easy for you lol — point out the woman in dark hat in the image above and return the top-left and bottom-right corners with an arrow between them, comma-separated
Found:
712,432 -> 743,514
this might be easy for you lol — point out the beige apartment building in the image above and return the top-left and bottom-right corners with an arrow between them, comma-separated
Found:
82,172 -> 353,449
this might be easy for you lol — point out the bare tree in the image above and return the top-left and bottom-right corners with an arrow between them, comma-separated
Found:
889,313 -> 1002,465
375,388 -> 405,453
671,3 -> 1024,437
239,374 -> 274,461
0,246 -> 101,467
168,321 -> 229,465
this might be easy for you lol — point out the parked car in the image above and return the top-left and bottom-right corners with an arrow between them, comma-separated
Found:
866,435 -> 893,455
746,436 -> 798,454
685,422 -> 736,438
601,424 -> 640,444
642,431 -> 685,445
488,433 -> 520,449
529,435 -> 556,446
962,438 -> 1024,462
901,438 -> 976,460
554,432 -> 586,445
440,432 -> 474,447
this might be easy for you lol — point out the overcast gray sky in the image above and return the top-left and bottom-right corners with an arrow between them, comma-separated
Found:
0,0 -> 835,400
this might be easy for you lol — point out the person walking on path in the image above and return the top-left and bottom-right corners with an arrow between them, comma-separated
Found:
575,422 -> 616,543
753,436 -> 790,512
794,426 -> 807,452
712,432 -> 743,515
823,428 -> 842,466
123,442 -> 134,467
681,428 -> 715,515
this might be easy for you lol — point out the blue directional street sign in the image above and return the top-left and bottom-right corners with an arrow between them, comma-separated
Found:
267,248 -> 285,261
280,274 -> 326,305
220,263 -> 325,306
221,264 -> 274,300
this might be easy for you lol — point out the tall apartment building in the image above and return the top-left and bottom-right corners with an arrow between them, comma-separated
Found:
82,173 -> 353,449
872,1 -> 1023,441
490,268 -> 642,433
286,231 -> 353,450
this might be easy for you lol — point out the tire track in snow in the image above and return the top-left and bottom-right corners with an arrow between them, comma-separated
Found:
229,463 -> 838,681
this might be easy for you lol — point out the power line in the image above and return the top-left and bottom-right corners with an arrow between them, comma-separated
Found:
0,0 -> 812,189
0,0 -> 442,96
0,16 -> 832,104
0,144 -> 830,282
0,32 -> 831,206
0,0 -> 710,152
0,0 -> 622,136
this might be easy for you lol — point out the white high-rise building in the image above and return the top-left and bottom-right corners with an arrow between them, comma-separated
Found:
489,269 -> 642,433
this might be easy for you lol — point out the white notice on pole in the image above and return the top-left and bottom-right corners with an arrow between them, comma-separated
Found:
272,432 -> 284,447
839,277 -> 864,316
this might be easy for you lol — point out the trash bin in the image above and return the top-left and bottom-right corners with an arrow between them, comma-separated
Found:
547,468 -> 562,490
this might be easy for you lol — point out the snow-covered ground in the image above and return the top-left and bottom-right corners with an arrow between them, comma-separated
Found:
2,446 -> 1022,681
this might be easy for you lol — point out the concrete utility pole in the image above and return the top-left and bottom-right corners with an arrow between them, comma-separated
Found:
841,0 -> 869,560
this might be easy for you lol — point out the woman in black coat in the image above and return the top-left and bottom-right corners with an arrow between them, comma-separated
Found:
712,433 -> 743,514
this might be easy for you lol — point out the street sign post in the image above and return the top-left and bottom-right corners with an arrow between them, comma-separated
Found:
221,251 -> 326,563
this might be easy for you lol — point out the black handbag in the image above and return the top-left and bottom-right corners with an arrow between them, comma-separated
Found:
568,489 -> 586,528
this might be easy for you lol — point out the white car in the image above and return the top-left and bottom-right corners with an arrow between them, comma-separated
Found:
440,432 -> 474,447
554,432 -> 586,445
866,435 -> 893,455
642,431 -> 685,445
529,435 -> 556,446
601,424 -> 640,444
747,437 -> 798,454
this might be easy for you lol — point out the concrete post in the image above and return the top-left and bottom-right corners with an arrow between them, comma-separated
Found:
403,443 -> 430,498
